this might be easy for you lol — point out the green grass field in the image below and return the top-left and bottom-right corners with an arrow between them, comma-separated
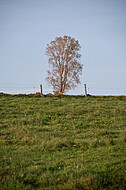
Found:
0,94 -> 126,189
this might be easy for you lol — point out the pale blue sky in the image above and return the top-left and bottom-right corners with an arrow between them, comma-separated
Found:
0,0 -> 126,95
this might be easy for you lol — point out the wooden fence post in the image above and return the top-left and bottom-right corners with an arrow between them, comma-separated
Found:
84,84 -> 87,97
40,84 -> 43,97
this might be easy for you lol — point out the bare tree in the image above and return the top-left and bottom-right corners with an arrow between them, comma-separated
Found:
45,36 -> 83,94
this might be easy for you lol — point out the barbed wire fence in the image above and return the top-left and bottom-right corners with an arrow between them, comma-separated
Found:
0,83 -> 126,96
86,84 -> 126,96
0,83 -> 54,95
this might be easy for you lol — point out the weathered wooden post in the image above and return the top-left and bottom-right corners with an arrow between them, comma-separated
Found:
84,84 -> 87,97
40,84 -> 43,97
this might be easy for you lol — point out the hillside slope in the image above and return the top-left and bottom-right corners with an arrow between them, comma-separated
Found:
0,94 -> 126,189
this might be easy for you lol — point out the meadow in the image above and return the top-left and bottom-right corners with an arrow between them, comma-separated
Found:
0,94 -> 126,189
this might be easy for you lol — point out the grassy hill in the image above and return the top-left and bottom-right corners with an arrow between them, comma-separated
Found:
0,94 -> 126,189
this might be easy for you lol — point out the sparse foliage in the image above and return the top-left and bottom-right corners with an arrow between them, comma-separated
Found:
46,36 -> 83,94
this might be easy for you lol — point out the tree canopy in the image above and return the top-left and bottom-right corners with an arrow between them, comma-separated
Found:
46,36 -> 83,94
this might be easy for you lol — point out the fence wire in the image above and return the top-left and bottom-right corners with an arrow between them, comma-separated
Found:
0,83 -> 126,95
